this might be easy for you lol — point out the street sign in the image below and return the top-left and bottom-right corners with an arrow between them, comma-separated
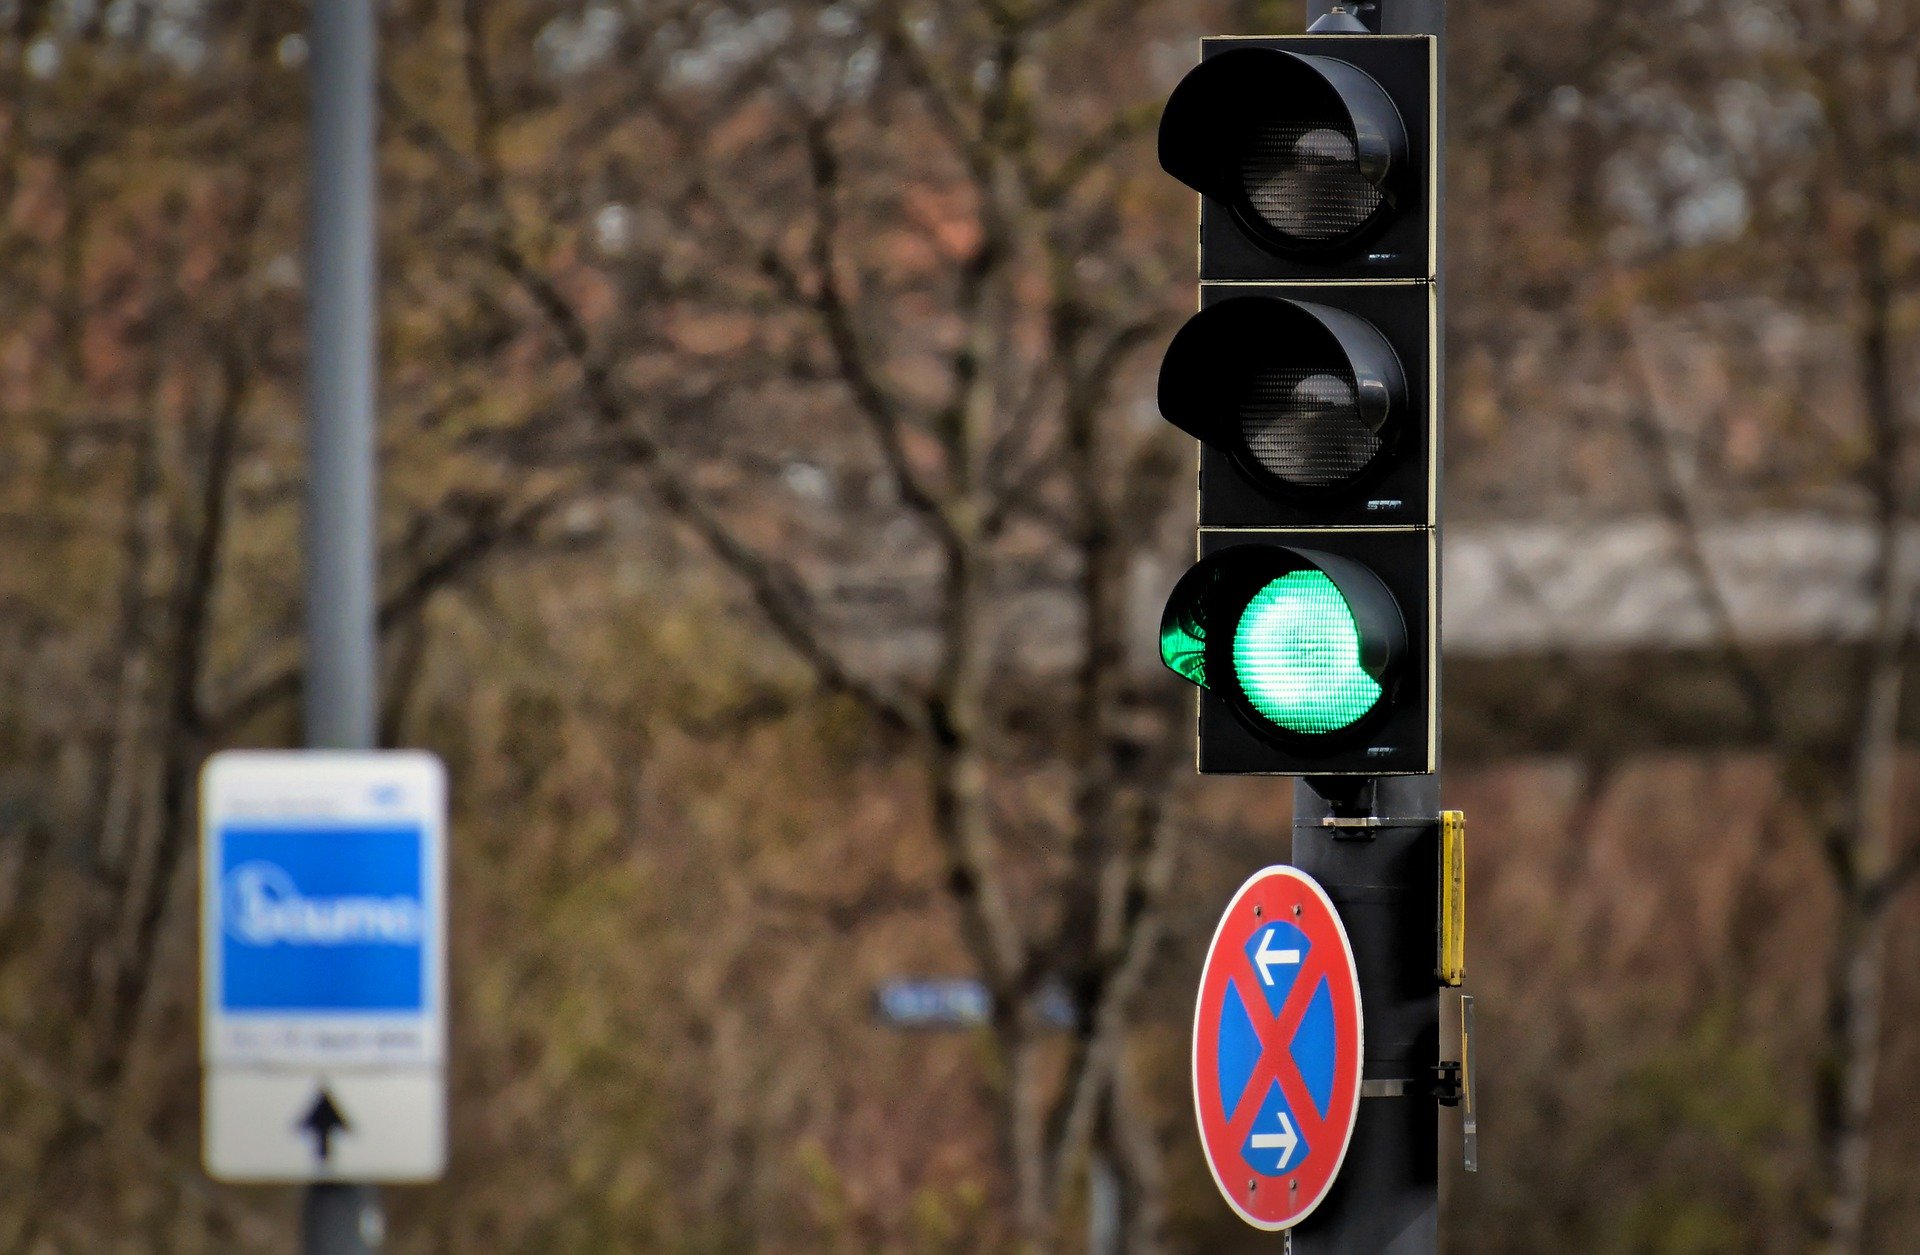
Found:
875,978 -> 991,1028
873,979 -> 1076,1031
201,750 -> 447,1182
1193,865 -> 1362,1231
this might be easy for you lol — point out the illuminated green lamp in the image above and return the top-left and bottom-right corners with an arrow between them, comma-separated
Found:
1160,545 -> 1404,745
1234,569 -> 1382,733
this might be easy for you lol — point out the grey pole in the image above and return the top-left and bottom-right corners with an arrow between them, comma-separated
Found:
303,1 -> 382,1251
1089,1149 -> 1121,1255
1291,3 -> 1447,1253
305,0 -> 379,754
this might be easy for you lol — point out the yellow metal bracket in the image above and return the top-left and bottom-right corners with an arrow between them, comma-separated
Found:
1437,810 -> 1465,986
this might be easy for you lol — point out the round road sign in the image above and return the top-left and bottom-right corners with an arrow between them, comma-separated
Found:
1192,864 -> 1363,1231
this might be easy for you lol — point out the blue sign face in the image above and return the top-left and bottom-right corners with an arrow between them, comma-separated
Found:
218,824 -> 428,1014
875,979 -> 991,1027
873,979 -> 1078,1030
1214,921 -> 1338,1177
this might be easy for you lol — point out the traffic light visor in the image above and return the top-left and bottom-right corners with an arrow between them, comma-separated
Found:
1158,47 -> 1408,259
1159,296 -> 1407,498
1161,546 -> 1406,742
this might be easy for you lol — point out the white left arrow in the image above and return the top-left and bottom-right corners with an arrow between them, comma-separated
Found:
1249,1111 -> 1299,1171
1255,929 -> 1301,986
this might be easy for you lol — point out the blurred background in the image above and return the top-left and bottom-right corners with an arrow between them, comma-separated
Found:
2,0 -> 1919,1250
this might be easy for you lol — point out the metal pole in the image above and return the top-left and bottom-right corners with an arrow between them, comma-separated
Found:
1292,3 -> 1446,1252
306,0 -> 379,754
1089,1148 -> 1121,1255
302,1183 -> 385,1255
1290,777 -> 1440,1254
304,1 -> 381,1251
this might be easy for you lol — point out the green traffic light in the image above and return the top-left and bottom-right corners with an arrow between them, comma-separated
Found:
1231,569 -> 1382,734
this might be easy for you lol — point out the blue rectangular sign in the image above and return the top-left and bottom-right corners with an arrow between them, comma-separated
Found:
217,824 -> 428,1015
873,979 -> 1076,1031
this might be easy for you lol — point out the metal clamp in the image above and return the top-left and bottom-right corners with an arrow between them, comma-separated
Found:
1431,1061 -> 1464,1106
1317,815 -> 1440,840
1360,1065 -> 1461,1104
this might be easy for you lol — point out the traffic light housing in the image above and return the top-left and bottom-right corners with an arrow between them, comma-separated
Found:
1162,287 -> 1433,529
1157,33 -> 1439,775
1159,39 -> 1435,281
1161,533 -> 1432,775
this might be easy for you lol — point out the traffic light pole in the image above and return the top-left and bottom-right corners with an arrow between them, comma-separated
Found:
303,1 -> 383,1252
1291,4 -> 1445,1253
1291,777 -> 1440,1253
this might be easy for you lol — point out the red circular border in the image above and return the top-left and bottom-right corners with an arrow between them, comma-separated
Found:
1191,865 -> 1363,1230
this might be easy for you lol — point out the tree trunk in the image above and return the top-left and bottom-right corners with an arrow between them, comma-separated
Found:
1819,886 -> 1890,1255
1111,1053 -> 1167,1255
1816,208 -> 1909,1255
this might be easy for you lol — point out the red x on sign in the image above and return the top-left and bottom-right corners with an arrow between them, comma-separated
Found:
1192,865 -> 1363,1231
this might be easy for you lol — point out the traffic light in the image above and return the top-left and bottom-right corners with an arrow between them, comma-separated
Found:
1156,33 -> 1439,775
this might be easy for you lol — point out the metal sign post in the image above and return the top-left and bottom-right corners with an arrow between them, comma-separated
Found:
304,1 -> 381,1250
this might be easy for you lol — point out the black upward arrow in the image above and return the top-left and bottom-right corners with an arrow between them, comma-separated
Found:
298,1088 -> 349,1163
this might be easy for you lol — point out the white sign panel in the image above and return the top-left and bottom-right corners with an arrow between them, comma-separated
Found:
201,750 -> 446,1182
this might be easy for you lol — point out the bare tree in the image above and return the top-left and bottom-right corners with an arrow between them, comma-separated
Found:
385,0 -> 1197,1244
0,8 -> 608,1246
1613,4 -> 1920,1247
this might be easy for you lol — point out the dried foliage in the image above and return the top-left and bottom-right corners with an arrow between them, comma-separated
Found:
1,1 -> 1918,1252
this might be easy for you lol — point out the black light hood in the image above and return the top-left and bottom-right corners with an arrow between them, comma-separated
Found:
1158,295 -> 1408,498
1158,46 -> 1409,259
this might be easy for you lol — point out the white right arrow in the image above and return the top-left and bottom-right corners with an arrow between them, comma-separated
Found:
1249,1111 -> 1299,1171
1255,929 -> 1301,986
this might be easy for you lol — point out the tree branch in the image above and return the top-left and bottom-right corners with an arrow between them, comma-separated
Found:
1623,312 -> 1781,740
208,490 -> 568,736
795,118 -> 954,531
